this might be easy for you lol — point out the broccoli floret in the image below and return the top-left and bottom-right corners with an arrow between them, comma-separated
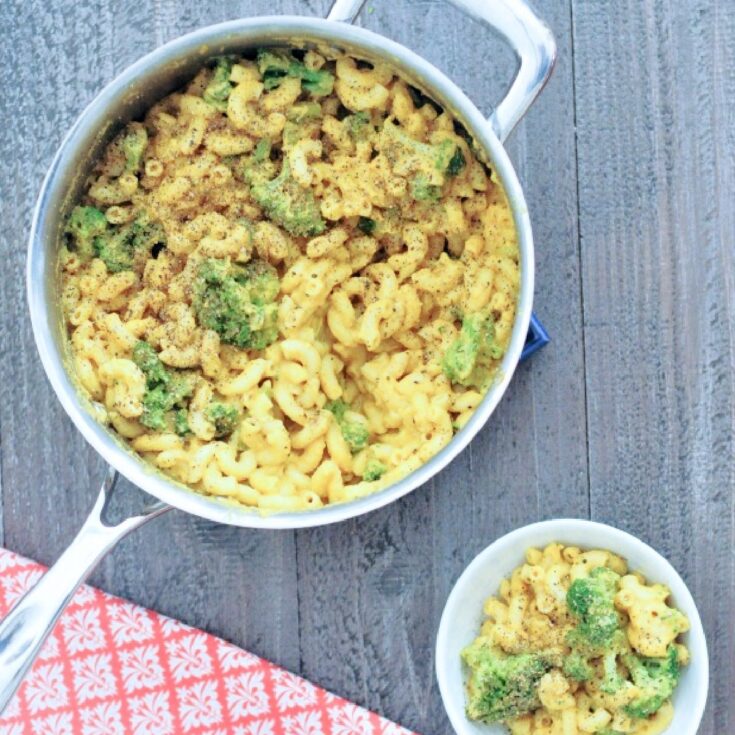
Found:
139,386 -> 171,431
140,373 -> 194,431
301,68 -> 334,96
257,49 -> 291,81
462,640 -> 553,723
94,212 -> 166,273
203,56 -> 235,112
564,568 -> 630,697
193,258 -> 280,350
567,566 -> 622,649
447,146 -> 466,177
326,399 -> 370,453
250,160 -> 325,237
442,311 -> 501,386
133,341 -> 194,434
357,216 -> 376,235
257,49 -> 334,96
140,377 -> 189,431
342,423 -> 369,452
174,408 -> 191,436
623,646 -> 680,719
562,651 -> 594,682
380,119 -> 455,200
327,399 -> 348,421
287,101 -> 322,122
94,234 -> 131,273
64,206 -> 108,260
121,123 -> 148,173
206,402 -> 241,438
600,647 -> 627,694
132,340 -> 194,431
565,628 -> 629,696
363,459 -> 386,482
133,341 -> 169,388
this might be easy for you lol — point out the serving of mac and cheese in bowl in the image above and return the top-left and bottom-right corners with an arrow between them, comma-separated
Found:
436,520 -> 709,735
28,8 -> 553,528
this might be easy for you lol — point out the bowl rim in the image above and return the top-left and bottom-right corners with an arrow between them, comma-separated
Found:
435,518 -> 710,735
27,15 -> 535,529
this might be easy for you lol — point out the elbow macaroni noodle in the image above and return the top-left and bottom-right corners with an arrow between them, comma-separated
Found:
59,48 -> 520,513
467,544 -> 690,735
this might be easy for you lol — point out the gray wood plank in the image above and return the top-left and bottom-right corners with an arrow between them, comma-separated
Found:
295,1 -> 588,731
571,0 -> 735,732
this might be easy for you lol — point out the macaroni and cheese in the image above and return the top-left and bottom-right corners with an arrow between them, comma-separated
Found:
463,544 -> 690,735
59,47 -> 519,512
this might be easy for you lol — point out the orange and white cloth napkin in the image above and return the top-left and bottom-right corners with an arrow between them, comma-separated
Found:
0,548 -> 417,735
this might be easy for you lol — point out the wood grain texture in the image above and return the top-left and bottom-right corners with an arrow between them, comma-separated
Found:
0,0 -> 731,732
571,0 -> 735,731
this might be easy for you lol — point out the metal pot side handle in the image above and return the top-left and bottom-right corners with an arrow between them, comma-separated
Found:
327,0 -> 557,144
0,469 -> 168,713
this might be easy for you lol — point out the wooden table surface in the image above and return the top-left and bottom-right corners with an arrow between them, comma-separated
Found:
0,0 -> 732,732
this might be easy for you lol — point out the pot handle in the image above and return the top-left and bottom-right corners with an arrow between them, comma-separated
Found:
327,0 -> 557,143
0,468 -> 168,713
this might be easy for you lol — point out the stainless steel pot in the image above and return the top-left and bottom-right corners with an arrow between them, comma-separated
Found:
0,0 -> 555,710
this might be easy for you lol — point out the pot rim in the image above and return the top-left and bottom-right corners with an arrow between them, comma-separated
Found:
27,15 -> 535,529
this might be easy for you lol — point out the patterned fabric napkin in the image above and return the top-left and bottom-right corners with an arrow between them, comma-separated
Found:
0,548 -> 417,735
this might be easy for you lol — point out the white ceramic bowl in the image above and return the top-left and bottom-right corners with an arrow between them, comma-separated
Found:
435,519 -> 709,735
